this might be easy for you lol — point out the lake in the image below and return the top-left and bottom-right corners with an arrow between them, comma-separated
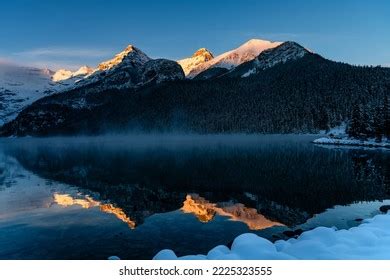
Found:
0,134 -> 389,259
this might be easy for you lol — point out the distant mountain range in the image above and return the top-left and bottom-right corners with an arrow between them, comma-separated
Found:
1,38 -> 389,136
0,63 -> 73,125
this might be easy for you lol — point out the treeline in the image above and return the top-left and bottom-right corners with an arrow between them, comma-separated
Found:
347,96 -> 390,141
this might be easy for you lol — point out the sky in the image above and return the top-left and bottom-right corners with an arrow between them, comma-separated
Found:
0,0 -> 389,70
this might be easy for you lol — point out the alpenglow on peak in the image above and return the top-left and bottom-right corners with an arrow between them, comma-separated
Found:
97,44 -> 151,71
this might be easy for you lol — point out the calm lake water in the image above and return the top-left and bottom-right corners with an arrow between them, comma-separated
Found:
0,135 -> 389,260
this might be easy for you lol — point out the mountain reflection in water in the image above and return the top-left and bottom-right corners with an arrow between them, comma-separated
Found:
182,194 -> 283,230
53,193 -> 136,229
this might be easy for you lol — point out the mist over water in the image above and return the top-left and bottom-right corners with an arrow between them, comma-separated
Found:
1,134 -> 389,259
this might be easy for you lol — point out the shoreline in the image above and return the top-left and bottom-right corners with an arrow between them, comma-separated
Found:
313,137 -> 390,149
154,212 -> 390,260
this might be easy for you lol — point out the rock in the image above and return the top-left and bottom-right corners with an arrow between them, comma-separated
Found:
283,230 -> 296,238
294,229 -> 304,236
283,229 -> 303,238
379,205 -> 390,213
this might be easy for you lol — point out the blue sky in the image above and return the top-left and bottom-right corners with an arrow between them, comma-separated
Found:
0,0 -> 389,70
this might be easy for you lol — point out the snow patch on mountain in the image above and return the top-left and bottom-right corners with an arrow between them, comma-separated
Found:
187,39 -> 282,78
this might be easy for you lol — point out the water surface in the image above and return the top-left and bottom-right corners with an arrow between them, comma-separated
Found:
0,135 -> 389,259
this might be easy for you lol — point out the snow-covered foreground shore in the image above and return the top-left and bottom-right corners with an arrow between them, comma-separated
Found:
154,213 -> 390,260
313,137 -> 390,149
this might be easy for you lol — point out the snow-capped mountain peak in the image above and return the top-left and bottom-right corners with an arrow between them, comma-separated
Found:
97,45 -> 150,71
63,43 -> 183,92
192,48 -> 213,59
186,38 -> 282,78
178,48 -> 214,76
52,69 -> 73,82
52,66 -> 93,82
73,65 -> 94,77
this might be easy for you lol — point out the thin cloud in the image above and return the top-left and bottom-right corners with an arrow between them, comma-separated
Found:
25,60 -> 85,71
0,57 -> 11,64
13,47 -> 113,58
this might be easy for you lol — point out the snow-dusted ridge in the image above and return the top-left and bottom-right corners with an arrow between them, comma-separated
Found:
154,212 -> 390,260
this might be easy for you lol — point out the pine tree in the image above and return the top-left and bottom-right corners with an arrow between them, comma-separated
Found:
348,104 -> 363,139
373,106 -> 384,142
360,107 -> 372,140
384,96 -> 390,140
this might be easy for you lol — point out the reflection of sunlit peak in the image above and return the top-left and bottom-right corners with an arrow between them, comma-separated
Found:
181,194 -> 283,230
220,203 -> 284,230
52,193 -> 136,228
182,194 -> 216,222
53,193 -> 100,209
100,204 -> 136,229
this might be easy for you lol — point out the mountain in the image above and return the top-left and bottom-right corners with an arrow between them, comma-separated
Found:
0,44 -> 184,136
0,62 -> 78,125
227,41 -> 310,78
186,39 -> 282,78
177,48 -> 214,76
2,40 -> 390,136
63,44 -> 184,92
97,45 -> 150,71
193,41 -> 309,80
0,45 -> 184,127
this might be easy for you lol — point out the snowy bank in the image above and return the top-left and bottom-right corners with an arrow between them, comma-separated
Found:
313,137 -> 390,149
154,213 -> 390,260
